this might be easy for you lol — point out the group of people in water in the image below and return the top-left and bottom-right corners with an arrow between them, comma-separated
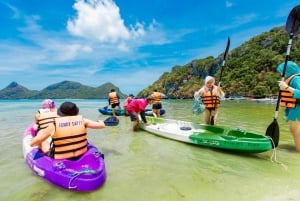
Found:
29,60 -> 300,161
108,88 -> 166,130
108,89 -> 166,117
29,88 -> 167,160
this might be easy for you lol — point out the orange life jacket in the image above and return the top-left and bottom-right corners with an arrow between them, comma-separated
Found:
50,115 -> 87,159
201,87 -> 220,109
280,74 -> 300,108
109,92 -> 119,104
36,110 -> 58,131
152,91 -> 162,103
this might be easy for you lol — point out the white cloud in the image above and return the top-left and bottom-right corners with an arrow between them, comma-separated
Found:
67,0 -> 145,43
232,13 -> 257,25
214,13 -> 257,32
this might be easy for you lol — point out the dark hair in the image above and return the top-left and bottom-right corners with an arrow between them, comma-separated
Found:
57,102 -> 79,116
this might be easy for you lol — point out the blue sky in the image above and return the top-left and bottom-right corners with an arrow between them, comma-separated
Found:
0,0 -> 299,95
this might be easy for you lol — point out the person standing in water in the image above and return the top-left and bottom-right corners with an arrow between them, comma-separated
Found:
277,61 -> 300,152
108,89 -> 121,117
150,89 -> 166,117
194,76 -> 225,125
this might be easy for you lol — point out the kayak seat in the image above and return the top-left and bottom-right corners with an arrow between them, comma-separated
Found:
180,126 -> 192,131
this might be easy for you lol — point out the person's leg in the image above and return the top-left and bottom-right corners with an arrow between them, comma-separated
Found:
203,109 -> 211,124
156,103 -> 162,117
35,130 -> 51,154
152,109 -> 158,117
133,120 -> 139,131
129,112 -> 139,131
213,108 -> 219,125
111,104 -> 116,117
124,106 -> 129,116
289,121 -> 300,152
40,138 -> 51,153
152,103 -> 159,117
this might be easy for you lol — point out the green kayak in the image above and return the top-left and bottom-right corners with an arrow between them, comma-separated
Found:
140,116 -> 272,153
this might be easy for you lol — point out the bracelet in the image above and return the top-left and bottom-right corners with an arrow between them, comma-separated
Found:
285,86 -> 289,90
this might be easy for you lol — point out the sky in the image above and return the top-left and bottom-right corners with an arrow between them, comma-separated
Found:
0,0 -> 299,95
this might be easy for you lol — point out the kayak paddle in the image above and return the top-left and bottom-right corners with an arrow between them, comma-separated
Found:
210,37 -> 230,125
266,5 -> 300,147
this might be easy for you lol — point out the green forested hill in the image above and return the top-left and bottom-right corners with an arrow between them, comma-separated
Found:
0,81 -> 127,99
138,26 -> 300,98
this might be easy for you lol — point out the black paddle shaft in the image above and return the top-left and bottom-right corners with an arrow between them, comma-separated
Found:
218,37 -> 230,83
273,4 -> 300,117
210,38 -> 230,125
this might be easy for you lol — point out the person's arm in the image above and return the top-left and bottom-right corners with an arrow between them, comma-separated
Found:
160,93 -> 167,98
140,110 -> 147,123
34,113 -> 40,123
30,124 -> 54,147
194,88 -> 203,99
217,82 -> 225,98
278,81 -> 300,98
84,118 -> 106,129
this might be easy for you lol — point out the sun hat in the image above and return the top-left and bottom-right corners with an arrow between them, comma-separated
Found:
57,102 -> 79,116
41,99 -> 55,109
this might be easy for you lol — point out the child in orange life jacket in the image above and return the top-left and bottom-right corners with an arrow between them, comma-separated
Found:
150,89 -> 167,117
33,99 -> 58,153
277,61 -> 300,152
194,76 -> 225,125
34,99 -> 57,128
30,101 -> 106,159
108,89 -> 121,117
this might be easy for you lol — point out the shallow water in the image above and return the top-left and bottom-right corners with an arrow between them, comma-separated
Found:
1,99 -> 300,201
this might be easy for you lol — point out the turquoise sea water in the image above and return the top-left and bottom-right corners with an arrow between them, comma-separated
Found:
1,99 -> 300,201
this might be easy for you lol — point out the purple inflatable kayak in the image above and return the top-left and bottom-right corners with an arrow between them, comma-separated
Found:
22,124 -> 106,191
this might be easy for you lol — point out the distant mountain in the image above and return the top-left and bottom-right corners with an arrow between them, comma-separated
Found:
0,82 -> 38,99
0,81 -> 127,99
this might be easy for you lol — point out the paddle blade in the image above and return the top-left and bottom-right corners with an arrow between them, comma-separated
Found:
286,5 -> 300,34
223,37 -> 230,60
104,116 -> 119,126
265,119 -> 279,148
